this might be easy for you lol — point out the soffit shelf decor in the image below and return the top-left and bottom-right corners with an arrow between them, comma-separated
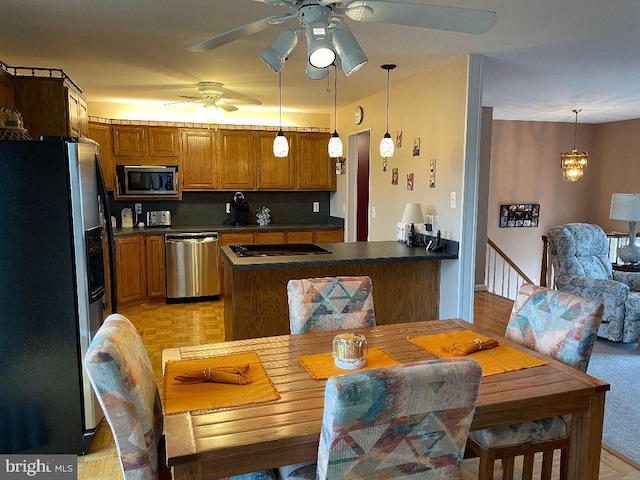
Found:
560,109 -> 588,182
187,0 -> 497,79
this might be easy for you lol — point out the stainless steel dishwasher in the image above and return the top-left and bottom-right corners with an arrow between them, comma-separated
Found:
165,232 -> 219,301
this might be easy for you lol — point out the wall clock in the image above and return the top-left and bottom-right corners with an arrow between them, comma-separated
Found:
354,106 -> 364,125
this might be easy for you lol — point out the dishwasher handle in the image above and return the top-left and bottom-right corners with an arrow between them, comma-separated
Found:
166,236 -> 217,244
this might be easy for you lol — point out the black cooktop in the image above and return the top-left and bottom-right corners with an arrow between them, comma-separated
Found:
230,243 -> 331,257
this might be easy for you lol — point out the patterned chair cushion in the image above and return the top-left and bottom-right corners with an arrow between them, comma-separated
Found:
468,416 -> 567,449
287,276 -> 376,335
84,314 -> 163,480
505,283 -> 604,372
278,358 -> 482,480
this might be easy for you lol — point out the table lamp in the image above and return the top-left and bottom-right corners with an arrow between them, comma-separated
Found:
610,193 -> 640,264
401,203 -> 424,246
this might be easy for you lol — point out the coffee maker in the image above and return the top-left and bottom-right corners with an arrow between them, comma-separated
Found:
230,191 -> 249,226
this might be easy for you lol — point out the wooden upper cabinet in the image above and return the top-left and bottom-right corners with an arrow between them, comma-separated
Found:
0,71 -> 14,109
181,129 -> 217,190
256,131 -> 295,190
295,132 -> 336,190
219,130 -> 256,190
88,122 -> 115,191
113,125 -> 147,157
67,89 -> 81,137
148,126 -> 180,157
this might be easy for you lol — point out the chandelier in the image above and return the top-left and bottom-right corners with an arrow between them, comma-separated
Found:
560,109 -> 588,182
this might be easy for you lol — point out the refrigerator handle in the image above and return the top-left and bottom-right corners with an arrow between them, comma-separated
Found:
95,154 -> 118,313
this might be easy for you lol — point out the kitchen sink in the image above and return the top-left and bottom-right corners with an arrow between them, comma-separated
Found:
230,243 -> 331,257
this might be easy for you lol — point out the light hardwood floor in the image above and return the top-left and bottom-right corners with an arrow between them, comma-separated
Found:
77,292 -> 640,479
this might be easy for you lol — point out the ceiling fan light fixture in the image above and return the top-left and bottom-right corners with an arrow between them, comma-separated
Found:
259,28 -> 298,72
305,23 -> 336,68
306,62 -> 329,80
201,103 -> 224,124
332,26 -> 368,76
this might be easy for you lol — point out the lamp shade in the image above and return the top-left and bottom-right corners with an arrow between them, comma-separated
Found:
260,28 -> 298,72
332,26 -> 368,76
401,203 -> 424,225
273,130 -> 289,158
610,193 -> 640,221
328,131 -> 343,158
305,23 -> 335,68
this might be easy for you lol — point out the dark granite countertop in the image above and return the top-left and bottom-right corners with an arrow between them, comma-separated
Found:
222,240 -> 458,270
112,223 -> 343,237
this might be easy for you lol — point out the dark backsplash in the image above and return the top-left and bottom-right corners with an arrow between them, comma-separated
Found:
108,191 -> 336,227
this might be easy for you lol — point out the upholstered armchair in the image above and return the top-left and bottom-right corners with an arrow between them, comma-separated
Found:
547,223 -> 640,343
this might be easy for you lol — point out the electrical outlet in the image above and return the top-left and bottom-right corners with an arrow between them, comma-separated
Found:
313,202 -> 320,213
450,192 -> 457,209
226,203 -> 231,214
135,203 -> 142,214
371,206 -> 376,218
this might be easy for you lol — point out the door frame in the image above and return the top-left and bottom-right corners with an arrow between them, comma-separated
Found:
345,129 -> 371,242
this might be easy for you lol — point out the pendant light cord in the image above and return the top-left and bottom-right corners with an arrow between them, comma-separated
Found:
278,71 -> 283,129
385,67 -> 390,133
334,66 -> 338,131
572,109 -> 580,150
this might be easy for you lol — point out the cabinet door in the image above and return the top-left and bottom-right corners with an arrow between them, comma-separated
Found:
219,130 -> 256,190
67,88 -> 81,137
181,129 -> 217,189
296,132 -> 336,190
115,236 -> 146,304
287,231 -> 314,244
88,123 -> 115,191
255,231 -> 286,245
145,235 -> 166,298
256,131 -> 295,189
78,97 -> 88,137
315,229 -> 344,243
113,125 -> 147,157
149,127 -> 180,157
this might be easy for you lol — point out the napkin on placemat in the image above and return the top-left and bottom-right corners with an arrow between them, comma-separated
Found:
174,364 -> 252,385
442,338 -> 499,356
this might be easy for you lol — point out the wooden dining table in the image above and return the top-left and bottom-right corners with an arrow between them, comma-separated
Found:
162,319 -> 609,480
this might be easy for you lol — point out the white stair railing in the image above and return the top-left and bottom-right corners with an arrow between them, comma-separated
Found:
485,238 -> 534,300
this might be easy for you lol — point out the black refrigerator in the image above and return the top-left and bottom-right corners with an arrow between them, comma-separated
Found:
0,137 -> 117,454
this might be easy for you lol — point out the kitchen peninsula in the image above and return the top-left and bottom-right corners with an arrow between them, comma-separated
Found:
222,240 -> 458,340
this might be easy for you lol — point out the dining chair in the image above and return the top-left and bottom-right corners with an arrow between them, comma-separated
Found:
286,276 -> 376,334
85,313 -> 277,480
277,358 -> 483,479
466,283 -> 604,480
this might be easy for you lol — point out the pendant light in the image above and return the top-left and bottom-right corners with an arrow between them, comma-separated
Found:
560,109 -> 588,182
380,64 -> 396,159
328,66 -> 343,158
273,71 -> 289,158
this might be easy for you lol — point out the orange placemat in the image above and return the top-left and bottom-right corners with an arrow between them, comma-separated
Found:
408,329 -> 549,376
163,351 -> 280,414
298,347 -> 400,380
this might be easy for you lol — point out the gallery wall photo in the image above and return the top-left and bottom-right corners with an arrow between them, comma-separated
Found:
499,203 -> 540,228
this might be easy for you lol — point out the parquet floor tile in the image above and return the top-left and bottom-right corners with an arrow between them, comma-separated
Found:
77,293 -> 640,479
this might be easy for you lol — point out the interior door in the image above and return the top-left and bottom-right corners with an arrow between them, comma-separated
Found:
356,131 -> 370,241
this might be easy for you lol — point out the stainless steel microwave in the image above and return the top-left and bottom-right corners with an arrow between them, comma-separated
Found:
117,165 -> 178,196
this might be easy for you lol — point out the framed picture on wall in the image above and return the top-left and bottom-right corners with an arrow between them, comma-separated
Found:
499,203 -> 540,228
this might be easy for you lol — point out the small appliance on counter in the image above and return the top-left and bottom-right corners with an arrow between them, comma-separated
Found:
121,207 -> 134,228
147,210 -> 171,227
230,191 -> 249,226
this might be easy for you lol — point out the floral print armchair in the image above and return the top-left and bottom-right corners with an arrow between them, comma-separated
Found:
547,223 -> 640,342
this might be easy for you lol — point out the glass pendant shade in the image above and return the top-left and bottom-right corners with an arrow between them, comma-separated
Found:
328,131 -> 343,158
273,130 -> 289,157
380,132 -> 394,158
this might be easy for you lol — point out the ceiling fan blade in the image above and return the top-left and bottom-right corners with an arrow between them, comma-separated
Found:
216,100 -> 239,112
223,98 -> 262,106
187,15 -> 292,52
344,1 -> 497,35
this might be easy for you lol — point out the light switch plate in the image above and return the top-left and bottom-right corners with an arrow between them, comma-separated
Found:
450,192 -> 457,208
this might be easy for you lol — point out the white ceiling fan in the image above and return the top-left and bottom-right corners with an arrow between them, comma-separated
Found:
187,0 -> 497,78
176,81 -> 262,112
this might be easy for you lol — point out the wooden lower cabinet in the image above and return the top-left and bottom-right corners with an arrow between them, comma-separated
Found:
287,231 -> 314,243
115,235 -> 146,305
315,229 -> 344,243
145,235 -> 166,298
115,234 -> 166,307
255,231 -> 285,245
